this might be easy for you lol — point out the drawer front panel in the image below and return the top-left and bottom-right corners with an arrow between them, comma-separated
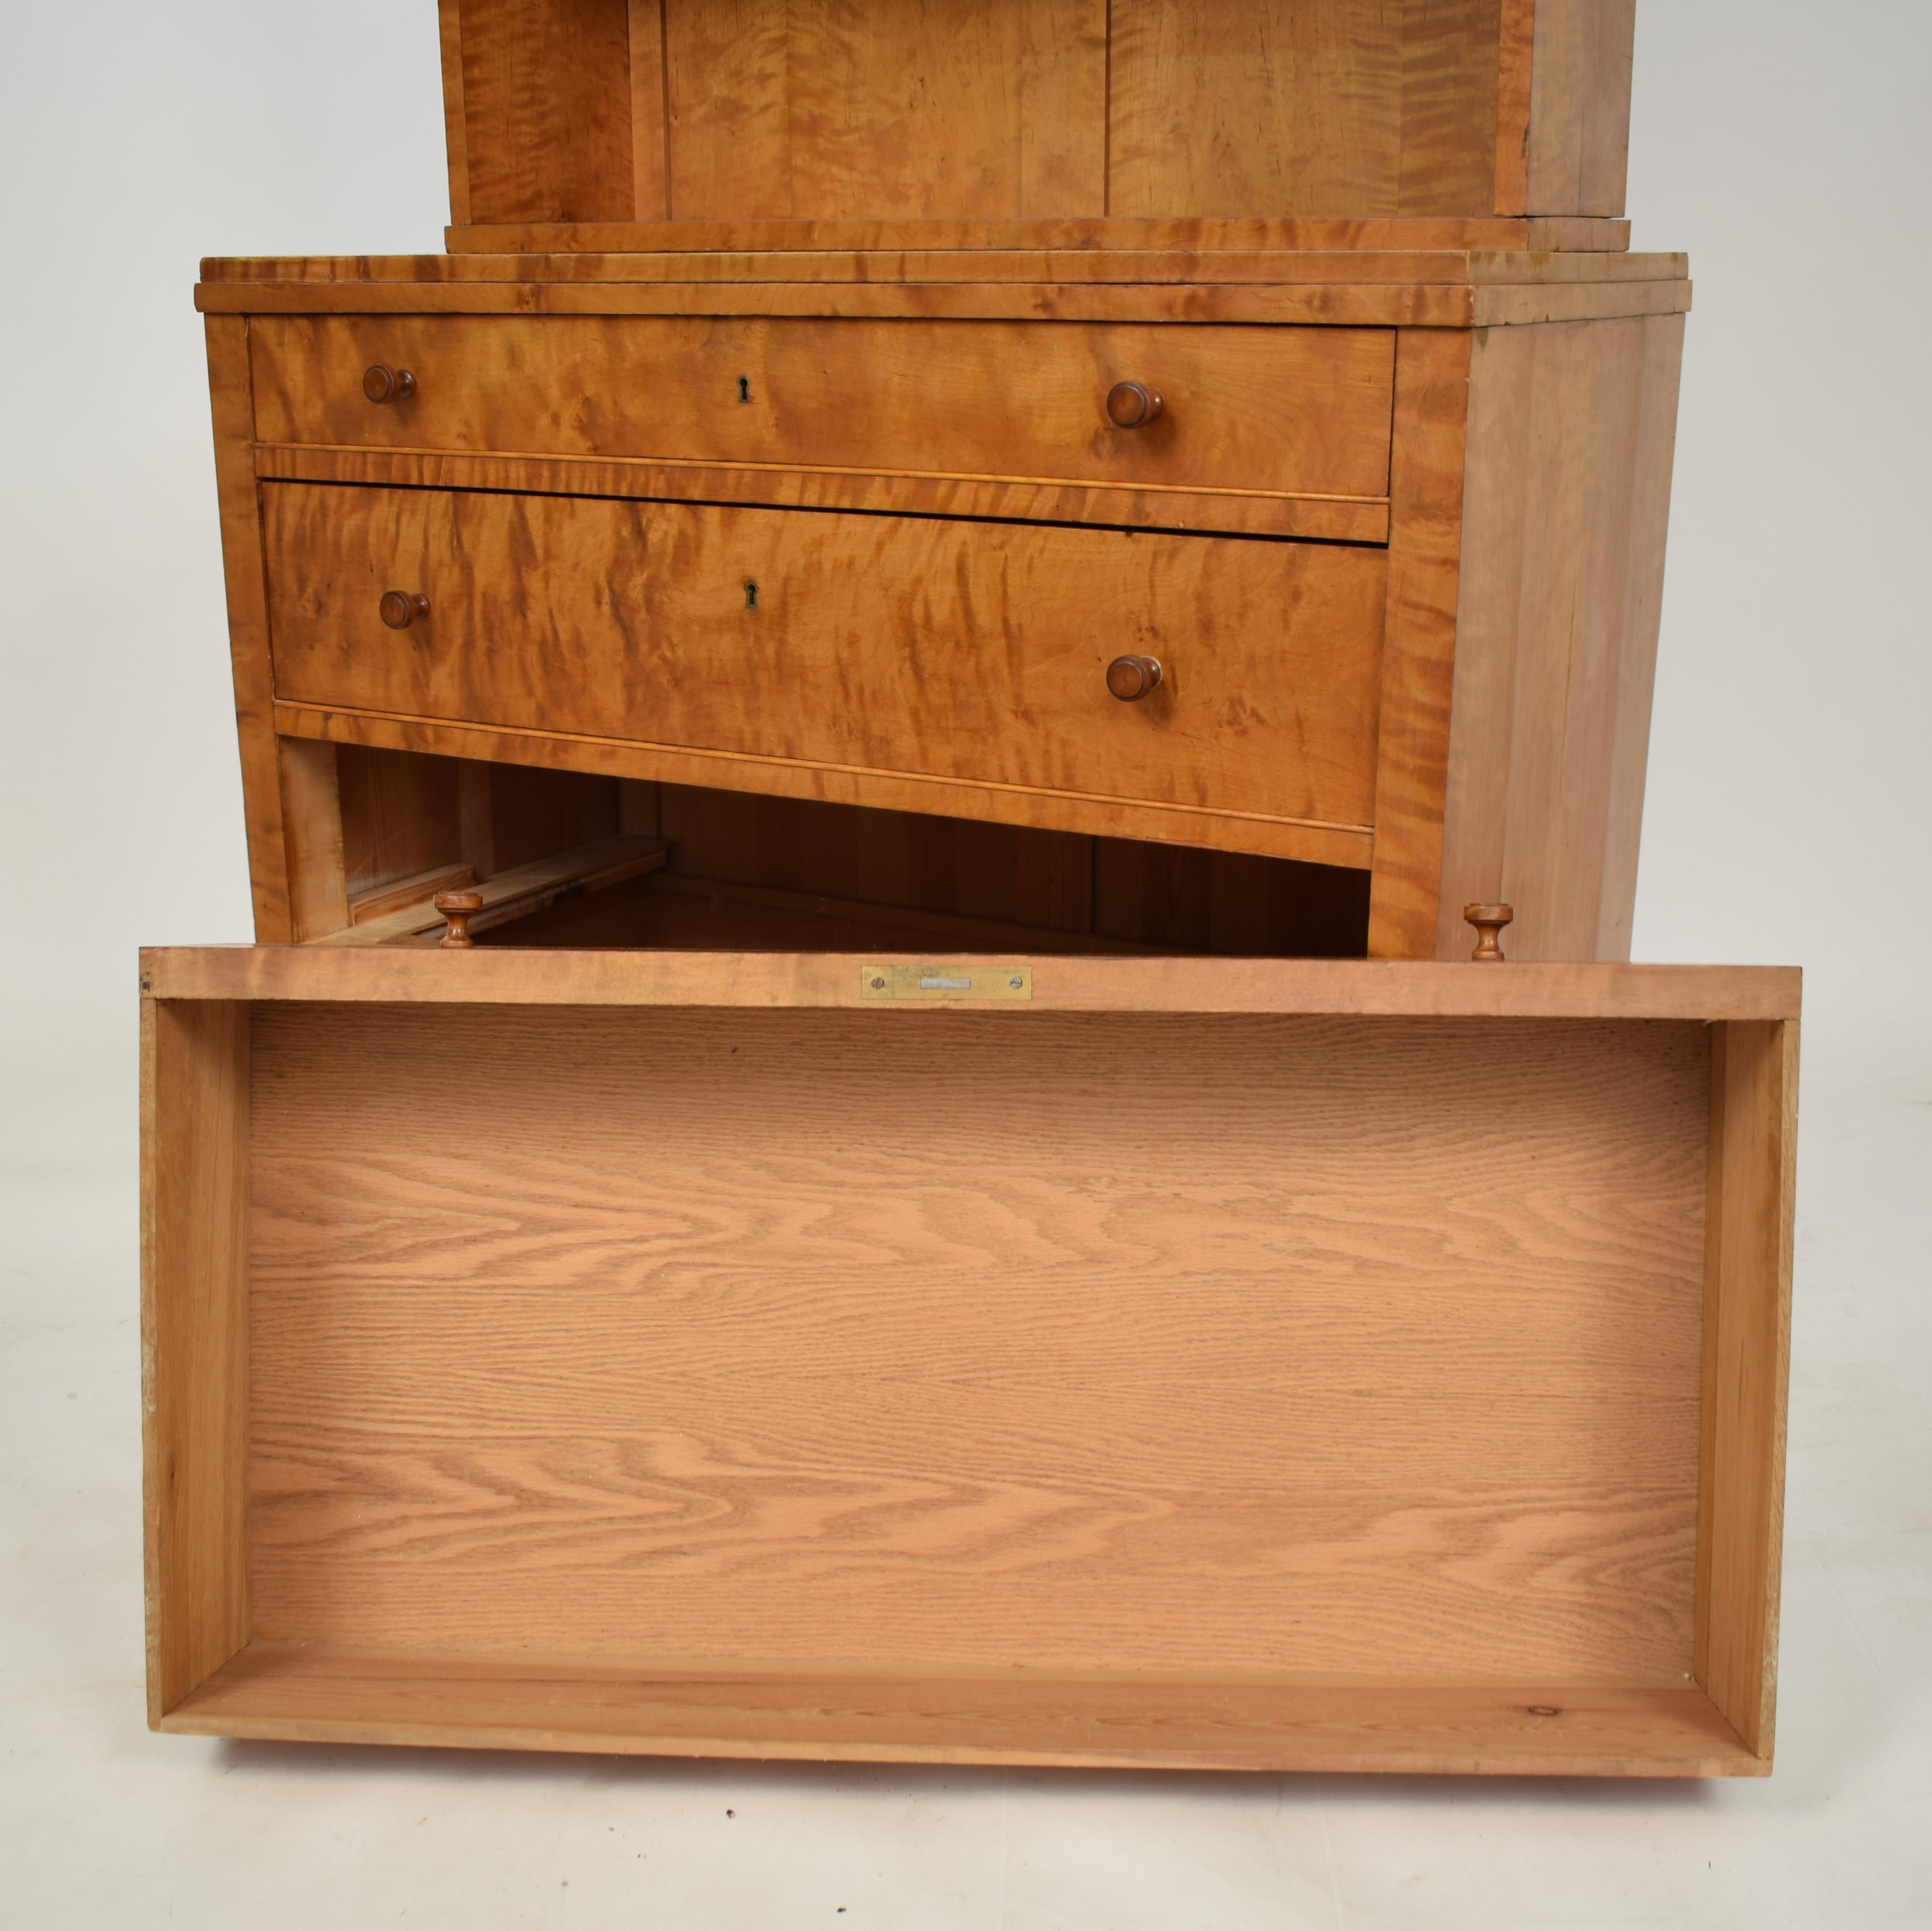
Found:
250,315 -> 1395,507
263,485 -> 1386,832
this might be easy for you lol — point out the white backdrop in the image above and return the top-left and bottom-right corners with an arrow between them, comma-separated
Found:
2,6 -> 1928,1927
2,4 -> 1928,1145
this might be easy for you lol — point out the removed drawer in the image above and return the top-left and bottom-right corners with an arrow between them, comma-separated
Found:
263,484 -> 1388,840
141,947 -> 1798,1774
249,314 -> 1396,523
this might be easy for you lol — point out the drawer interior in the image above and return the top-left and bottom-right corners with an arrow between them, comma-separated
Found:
141,951 -> 1798,1773
301,742 -> 1372,957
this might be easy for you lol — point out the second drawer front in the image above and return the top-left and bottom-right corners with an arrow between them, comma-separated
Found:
250,315 -> 1396,508
263,485 -> 1387,832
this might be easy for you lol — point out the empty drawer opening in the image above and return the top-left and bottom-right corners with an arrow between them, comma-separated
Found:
292,741 -> 1371,958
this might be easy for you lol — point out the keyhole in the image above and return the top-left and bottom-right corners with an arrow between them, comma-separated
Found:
737,375 -> 751,403
744,580 -> 759,609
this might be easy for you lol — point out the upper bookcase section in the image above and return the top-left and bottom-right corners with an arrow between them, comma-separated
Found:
438,0 -> 1638,247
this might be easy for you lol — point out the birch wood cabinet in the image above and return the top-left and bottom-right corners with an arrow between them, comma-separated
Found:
148,2 -> 1798,1778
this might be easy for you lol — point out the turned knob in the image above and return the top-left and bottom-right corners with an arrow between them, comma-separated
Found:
363,363 -> 416,403
435,889 -> 484,949
378,590 -> 430,630
1105,380 -> 1164,429
1105,654 -> 1164,702
1465,903 -> 1514,962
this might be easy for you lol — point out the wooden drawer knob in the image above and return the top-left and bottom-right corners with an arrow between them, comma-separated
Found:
363,363 -> 416,403
434,889 -> 483,948
1106,654 -> 1163,702
1465,903 -> 1514,962
1106,380 -> 1164,429
378,590 -> 430,630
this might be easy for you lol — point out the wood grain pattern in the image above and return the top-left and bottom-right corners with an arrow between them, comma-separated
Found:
663,0 -> 1107,221
259,484 -> 1388,839
139,947 -> 1803,1024
1525,0 -> 1635,218
1701,1019 -> 1798,1760
1365,328 -> 1472,959
140,996 -> 250,1720
452,0 -> 636,223
244,1001 -> 1708,1680
1491,0 -> 1536,213
435,3 -> 1645,234
167,1645 -> 1761,1775
247,313 -> 1397,508
1433,313 -> 1684,961
1109,0 -> 1504,219
334,742 -> 462,898
275,736 -> 350,942
204,317 -> 291,942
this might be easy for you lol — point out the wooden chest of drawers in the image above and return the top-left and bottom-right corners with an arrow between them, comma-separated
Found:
141,947 -> 1798,1774
203,249 -> 1686,961
149,0 -> 1798,1782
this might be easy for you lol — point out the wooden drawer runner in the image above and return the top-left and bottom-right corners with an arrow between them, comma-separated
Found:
249,315 -> 1395,517
143,949 -> 1798,1774
263,484 -> 1387,838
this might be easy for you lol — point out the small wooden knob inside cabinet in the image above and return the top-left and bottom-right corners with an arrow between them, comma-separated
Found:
363,363 -> 416,403
434,889 -> 484,948
1106,380 -> 1163,429
378,590 -> 430,630
1106,654 -> 1164,702
1464,903 -> 1514,962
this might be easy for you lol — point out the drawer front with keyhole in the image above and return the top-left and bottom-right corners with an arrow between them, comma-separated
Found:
262,483 -> 1387,837
249,314 -> 1396,516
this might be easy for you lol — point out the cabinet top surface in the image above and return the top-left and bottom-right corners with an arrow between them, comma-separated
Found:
194,245 -> 1689,327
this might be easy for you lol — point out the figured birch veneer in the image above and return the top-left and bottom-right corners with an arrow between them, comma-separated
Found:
142,950 -> 1798,1773
198,0 -> 1684,963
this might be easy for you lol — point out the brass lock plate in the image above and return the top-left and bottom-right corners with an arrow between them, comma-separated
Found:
859,964 -> 1034,1001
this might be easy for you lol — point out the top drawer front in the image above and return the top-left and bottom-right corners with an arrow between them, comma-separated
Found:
248,315 -> 1395,507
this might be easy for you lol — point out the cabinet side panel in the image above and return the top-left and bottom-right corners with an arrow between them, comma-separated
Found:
1435,313 -> 1682,960
455,0 -> 636,223
142,996 -> 251,1720
205,316 -> 290,943
437,0 -> 472,225
665,1 -> 1107,221
1367,329 -> 1472,959
1593,312 -> 1683,958
1701,1019 -> 1798,1761
1524,0 -> 1635,216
